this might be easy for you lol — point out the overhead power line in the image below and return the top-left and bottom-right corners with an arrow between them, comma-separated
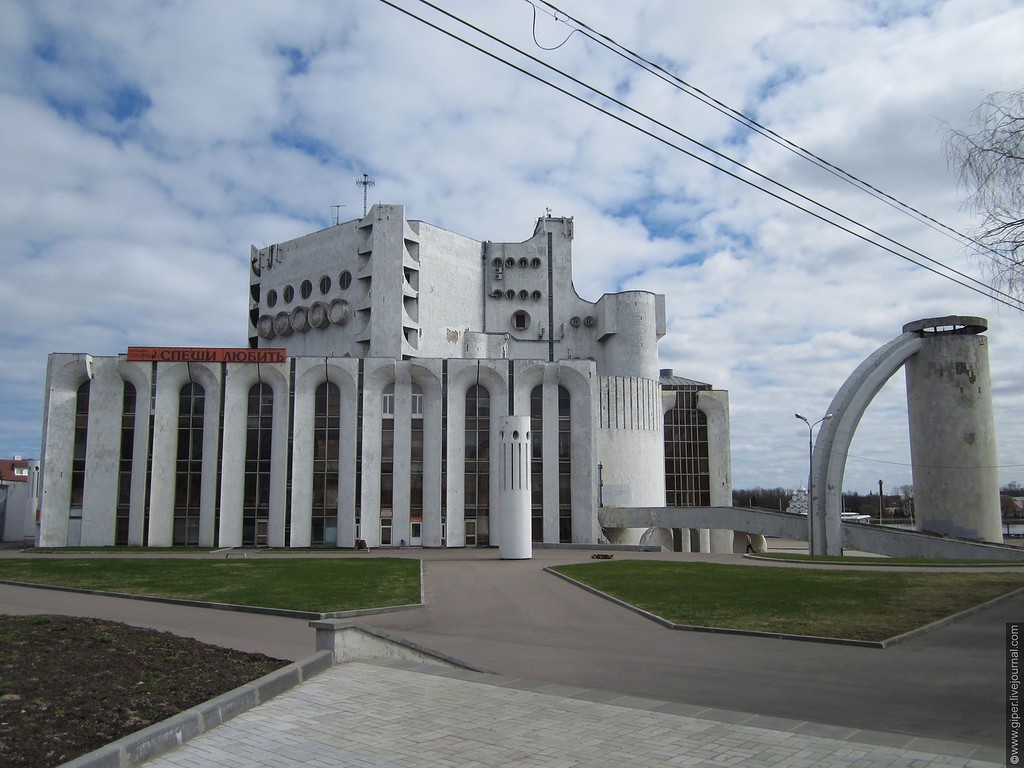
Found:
529,0 -> 1016,277
377,0 -> 1024,312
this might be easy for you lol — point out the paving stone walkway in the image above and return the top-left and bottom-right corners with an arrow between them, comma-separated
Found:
140,661 -> 1003,768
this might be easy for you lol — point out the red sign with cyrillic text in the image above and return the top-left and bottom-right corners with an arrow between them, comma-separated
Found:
126,347 -> 286,364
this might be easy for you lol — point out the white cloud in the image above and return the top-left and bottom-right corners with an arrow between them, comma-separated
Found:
0,0 -> 1021,493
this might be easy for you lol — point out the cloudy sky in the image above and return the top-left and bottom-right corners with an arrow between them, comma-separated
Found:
2,0 -> 1022,495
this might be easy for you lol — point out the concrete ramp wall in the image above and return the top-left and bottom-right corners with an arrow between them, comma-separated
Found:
842,522 -> 1024,561
598,506 -> 1024,561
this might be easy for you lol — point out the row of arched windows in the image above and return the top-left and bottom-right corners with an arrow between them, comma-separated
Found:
70,379 -> 574,546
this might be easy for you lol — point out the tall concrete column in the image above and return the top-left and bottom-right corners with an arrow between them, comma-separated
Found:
39,355 -> 91,547
498,416 -> 532,559
79,358 -> 122,546
699,390 -> 734,553
904,317 -> 1001,542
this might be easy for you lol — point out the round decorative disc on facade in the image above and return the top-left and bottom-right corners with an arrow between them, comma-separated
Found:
273,311 -> 293,336
256,315 -> 276,339
308,302 -> 328,328
290,306 -> 309,332
328,299 -> 351,325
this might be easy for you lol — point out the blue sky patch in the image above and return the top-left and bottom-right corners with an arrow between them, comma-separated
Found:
110,85 -> 151,122
33,36 -> 59,63
278,45 -> 312,76
271,127 -> 336,163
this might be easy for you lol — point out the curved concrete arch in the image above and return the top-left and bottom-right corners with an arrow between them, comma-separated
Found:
407,361 -> 443,396
511,363 -> 545,413
511,362 -> 593,415
811,332 -> 923,555
448,361 -> 508,406
294,358 -> 358,396
49,356 -> 92,393
116,359 -> 151,400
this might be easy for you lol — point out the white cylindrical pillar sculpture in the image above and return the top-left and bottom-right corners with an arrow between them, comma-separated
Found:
904,317 -> 1001,542
499,416 -> 532,559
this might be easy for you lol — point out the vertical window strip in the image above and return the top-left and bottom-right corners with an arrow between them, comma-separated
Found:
70,381 -> 90,509
242,383 -> 273,546
144,363 -> 156,545
663,385 -> 712,507
410,384 -> 424,522
173,383 -> 204,545
115,383 -> 136,545
558,385 -> 572,543
441,361 -> 448,541
312,382 -> 340,546
380,383 -> 395,545
286,360 -> 295,547
530,385 -> 543,542
355,360 -> 363,540
464,385 -> 489,546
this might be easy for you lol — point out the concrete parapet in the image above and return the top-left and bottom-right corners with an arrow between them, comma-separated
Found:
59,651 -> 333,768
309,620 -> 487,669
842,522 -> 1024,561
600,505 -> 1024,560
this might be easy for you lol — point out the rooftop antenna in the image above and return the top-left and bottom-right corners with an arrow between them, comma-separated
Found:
356,173 -> 376,216
331,204 -> 346,226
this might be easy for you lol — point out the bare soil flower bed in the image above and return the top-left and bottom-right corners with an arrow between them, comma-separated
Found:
0,615 -> 287,768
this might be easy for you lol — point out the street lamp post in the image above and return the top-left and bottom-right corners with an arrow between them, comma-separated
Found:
795,412 -> 833,556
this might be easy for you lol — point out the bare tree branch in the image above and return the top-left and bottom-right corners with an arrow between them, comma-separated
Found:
945,89 -> 1024,301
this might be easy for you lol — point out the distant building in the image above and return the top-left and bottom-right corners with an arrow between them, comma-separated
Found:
38,206 -> 730,548
1,456 -> 40,544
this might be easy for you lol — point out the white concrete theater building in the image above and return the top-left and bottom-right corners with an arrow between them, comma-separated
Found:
38,205 -> 731,549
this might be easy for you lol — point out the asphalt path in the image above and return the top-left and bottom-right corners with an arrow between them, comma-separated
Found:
0,546 -> 1019,748
362,549 -> 1020,748
0,580 -> 312,661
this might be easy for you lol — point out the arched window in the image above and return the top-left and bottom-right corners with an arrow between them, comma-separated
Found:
379,382 -> 425,546
312,382 -> 340,546
380,384 -> 395,546
557,386 -> 572,543
70,381 -> 90,509
243,383 -> 273,546
410,383 -> 424,536
174,383 -> 204,546
115,383 -> 136,546
663,385 -> 711,507
530,385 -> 543,542
530,385 -> 572,543
464,385 -> 490,546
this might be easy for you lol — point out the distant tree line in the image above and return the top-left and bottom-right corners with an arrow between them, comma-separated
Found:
733,482 -> 1024,520
1003,482 -> 1024,519
732,487 -> 792,511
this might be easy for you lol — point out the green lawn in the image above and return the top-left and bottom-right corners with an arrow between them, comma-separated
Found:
758,552 -> 1024,566
552,560 -> 1024,641
0,558 -> 420,614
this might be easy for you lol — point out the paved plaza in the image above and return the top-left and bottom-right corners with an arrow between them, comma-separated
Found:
137,660 -> 1003,767
0,544 -> 1015,765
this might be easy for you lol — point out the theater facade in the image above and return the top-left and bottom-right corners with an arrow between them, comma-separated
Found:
38,206 -> 730,548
